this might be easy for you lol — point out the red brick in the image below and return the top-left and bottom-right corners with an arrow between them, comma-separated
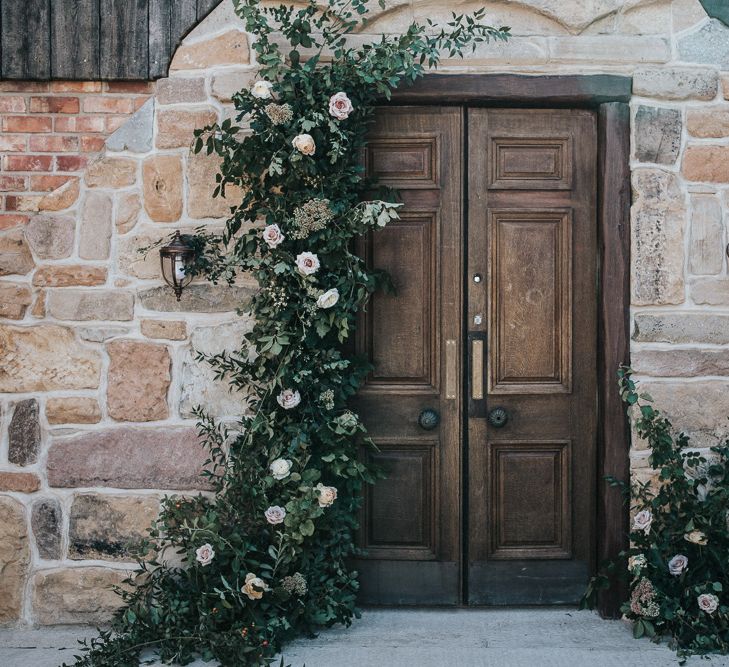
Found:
0,81 -> 48,92
0,96 -> 26,112
30,175 -> 73,191
0,214 -> 30,229
30,96 -> 80,114
0,175 -> 26,191
105,81 -> 153,94
104,115 -> 129,133
29,135 -> 79,152
82,97 -> 134,114
55,155 -> 88,172
133,96 -> 149,111
3,115 -> 52,133
51,81 -> 102,93
0,135 -> 27,152
54,116 -> 105,133
80,135 -> 106,152
4,155 -> 54,172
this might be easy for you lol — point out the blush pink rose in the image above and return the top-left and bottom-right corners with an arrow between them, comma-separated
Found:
264,505 -> 286,525
277,389 -> 301,410
315,482 -> 338,508
295,251 -> 320,276
292,133 -> 316,155
698,593 -> 719,614
328,92 -> 353,120
262,224 -> 285,249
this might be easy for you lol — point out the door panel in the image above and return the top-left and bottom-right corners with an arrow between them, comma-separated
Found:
467,109 -> 597,604
354,107 -> 463,604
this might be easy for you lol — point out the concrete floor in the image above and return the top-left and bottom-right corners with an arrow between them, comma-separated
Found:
2,608 -> 729,667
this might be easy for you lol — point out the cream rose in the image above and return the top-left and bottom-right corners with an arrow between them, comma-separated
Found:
264,505 -> 286,525
277,388 -> 301,410
328,92 -> 353,120
316,288 -> 339,309
242,572 -> 269,600
195,543 -> 215,567
292,133 -> 316,155
315,482 -> 337,508
270,458 -> 293,480
684,530 -> 708,545
251,80 -> 274,99
698,593 -> 719,615
628,554 -> 647,573
668,554 -> 688,576
632,509 -> 652,535
296,251 -> 320,276
262,224 -> 285,249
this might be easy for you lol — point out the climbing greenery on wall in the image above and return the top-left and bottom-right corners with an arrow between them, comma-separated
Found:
65,2 -> 508,665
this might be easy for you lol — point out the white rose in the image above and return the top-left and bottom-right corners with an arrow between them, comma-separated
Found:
684,530 -> 708,545
316,288 -> 339,309
264,505 -> 286,525
668,554 -> 688,576
292,133 -> 316,155
296,251 -> 320,276
698,593 -> 719,615
195,543 -> 215,567
632,509 -> 652,535
262,224 -> 285,249
242,572 -> 269,600
277,389 -> 301,410
628,554 -> 647,573
251,80 -> 274,99
328,92 -> 353,120
315,482 -> 337,508
270,458 -> 292,480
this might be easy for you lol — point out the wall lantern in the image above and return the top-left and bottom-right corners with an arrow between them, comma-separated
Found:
159,231 -> 195,301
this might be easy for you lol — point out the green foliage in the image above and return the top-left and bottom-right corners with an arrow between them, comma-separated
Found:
582,367 -> 729,661
64,2 -> 508,666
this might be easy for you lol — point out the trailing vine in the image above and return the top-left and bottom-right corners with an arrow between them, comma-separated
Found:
64,2 -> 508,665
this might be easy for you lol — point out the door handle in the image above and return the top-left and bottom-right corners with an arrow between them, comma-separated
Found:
418,408 -> 440,430
471,338 -> 484,400
487,407 -> 509,428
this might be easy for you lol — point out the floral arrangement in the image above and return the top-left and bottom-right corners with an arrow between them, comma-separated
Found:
582,368 -> 729,660
65,2 -> 508,665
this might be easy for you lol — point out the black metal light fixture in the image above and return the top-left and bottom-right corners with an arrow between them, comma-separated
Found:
159,231 -> 194,301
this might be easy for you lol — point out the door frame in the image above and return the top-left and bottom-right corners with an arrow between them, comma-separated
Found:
385,74 -> 632,617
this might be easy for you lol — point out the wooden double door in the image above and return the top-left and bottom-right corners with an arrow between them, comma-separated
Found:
353,106 -> 597,605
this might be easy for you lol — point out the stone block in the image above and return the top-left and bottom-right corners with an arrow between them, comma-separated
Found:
46,427 -> 212,490
0,471 -> 41,492
633,312 -> 729,345
690,278 -> 729,305
106,99 -> 154,153
78,326 -> 129,343
0,281 -> 32,319
155,107 -> 218,149
69,494 -> 159,561
683,146 -> 729,182
170,30 -> 250,70
633,67 -> 718,100
31,498 -> 62,560
142,155 -> 183,222
32,265 -> 107,287
32,567 -> 130,625
687,107 -> 729,138
689,195 -> 724,275
84,157 -> 137,188
117,228 -> 169,280
46,397 -> 101,425
0,497 -> 29,623
187,152 -> 243,218
633,348 -> 729,378
156,77 -> 207,104
107,340 -> 170,422
79,192 -> 113,260
0,324 -> 101,392
8,398 -> 41,466
38,178 -> 80,212
678,18 -> 729,69
138,284 -> 253,312
631,169 -> 686,305
115,192 -> 141,234
633,106 -> 681,165
0,231 -> 34,276
211,69 -> 257,102
24,214 -> 74,259
140,319 -> 187,340
179,320 -> 252,418
47,290 -> 134,321
548,36 -> 670,64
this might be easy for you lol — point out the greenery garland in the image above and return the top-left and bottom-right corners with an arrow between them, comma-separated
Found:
66,2 -> 508,665
582,368 -> 729,661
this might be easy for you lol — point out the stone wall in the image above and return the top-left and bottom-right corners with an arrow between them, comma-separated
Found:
0,0 -> 727,624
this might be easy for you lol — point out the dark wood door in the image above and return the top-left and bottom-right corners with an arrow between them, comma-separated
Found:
467,109 -> 598,604
353,106 -> 463,604
355,107 -> 597,605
